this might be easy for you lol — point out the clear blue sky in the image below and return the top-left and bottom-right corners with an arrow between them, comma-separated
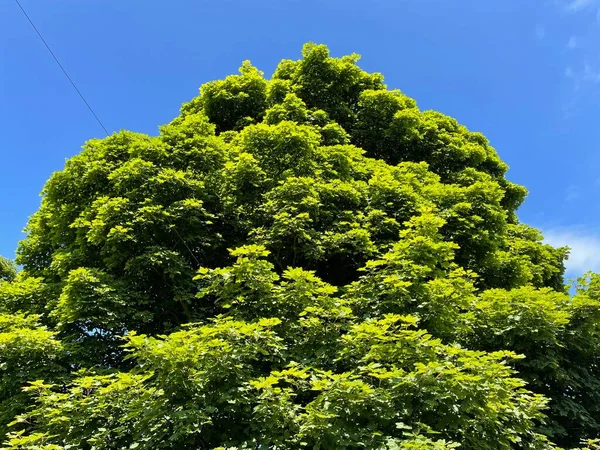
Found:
2,0 -> 600,278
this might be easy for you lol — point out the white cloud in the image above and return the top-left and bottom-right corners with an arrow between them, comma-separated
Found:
548,3 -> 600,116
544,227 -> 600,276
565,0 -> 595,12
535,24 -> 546,40
565,66 -> 575,78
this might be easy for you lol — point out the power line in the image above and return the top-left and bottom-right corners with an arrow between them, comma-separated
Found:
13,0 -> 204,269
167,216 -> 201,267
13,0 -> 110,136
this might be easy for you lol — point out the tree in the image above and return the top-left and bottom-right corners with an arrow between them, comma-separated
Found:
0,43 -> 596,449
0,313 -> 63,439
0,257 -> 17,282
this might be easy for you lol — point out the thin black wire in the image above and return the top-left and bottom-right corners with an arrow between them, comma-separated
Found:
14,0 -> 203,268
167,216 -> 201,267
14,0 -> 110,137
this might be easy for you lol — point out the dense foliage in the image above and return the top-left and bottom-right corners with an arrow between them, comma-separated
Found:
1,43 -> 599,449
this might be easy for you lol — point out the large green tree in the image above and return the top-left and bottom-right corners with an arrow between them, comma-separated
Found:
1,43 -> 598,449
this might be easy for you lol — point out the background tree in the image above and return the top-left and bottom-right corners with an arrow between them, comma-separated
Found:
0,43 -> 596,449
0,257 -> 17,282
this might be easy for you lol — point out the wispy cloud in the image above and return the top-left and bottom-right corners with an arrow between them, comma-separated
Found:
583,62 -> 600,82
565,66 -> 575,78
547,0 -> 600,116
535,24 -> 546,40
565,0 -> 595,12
544,227 -> 600,276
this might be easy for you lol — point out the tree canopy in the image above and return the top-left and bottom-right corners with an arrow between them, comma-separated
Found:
1,43 -> 599,449
0,257 -> 17,283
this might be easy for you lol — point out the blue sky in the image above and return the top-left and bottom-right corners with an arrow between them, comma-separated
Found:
1,0 -> 600,279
